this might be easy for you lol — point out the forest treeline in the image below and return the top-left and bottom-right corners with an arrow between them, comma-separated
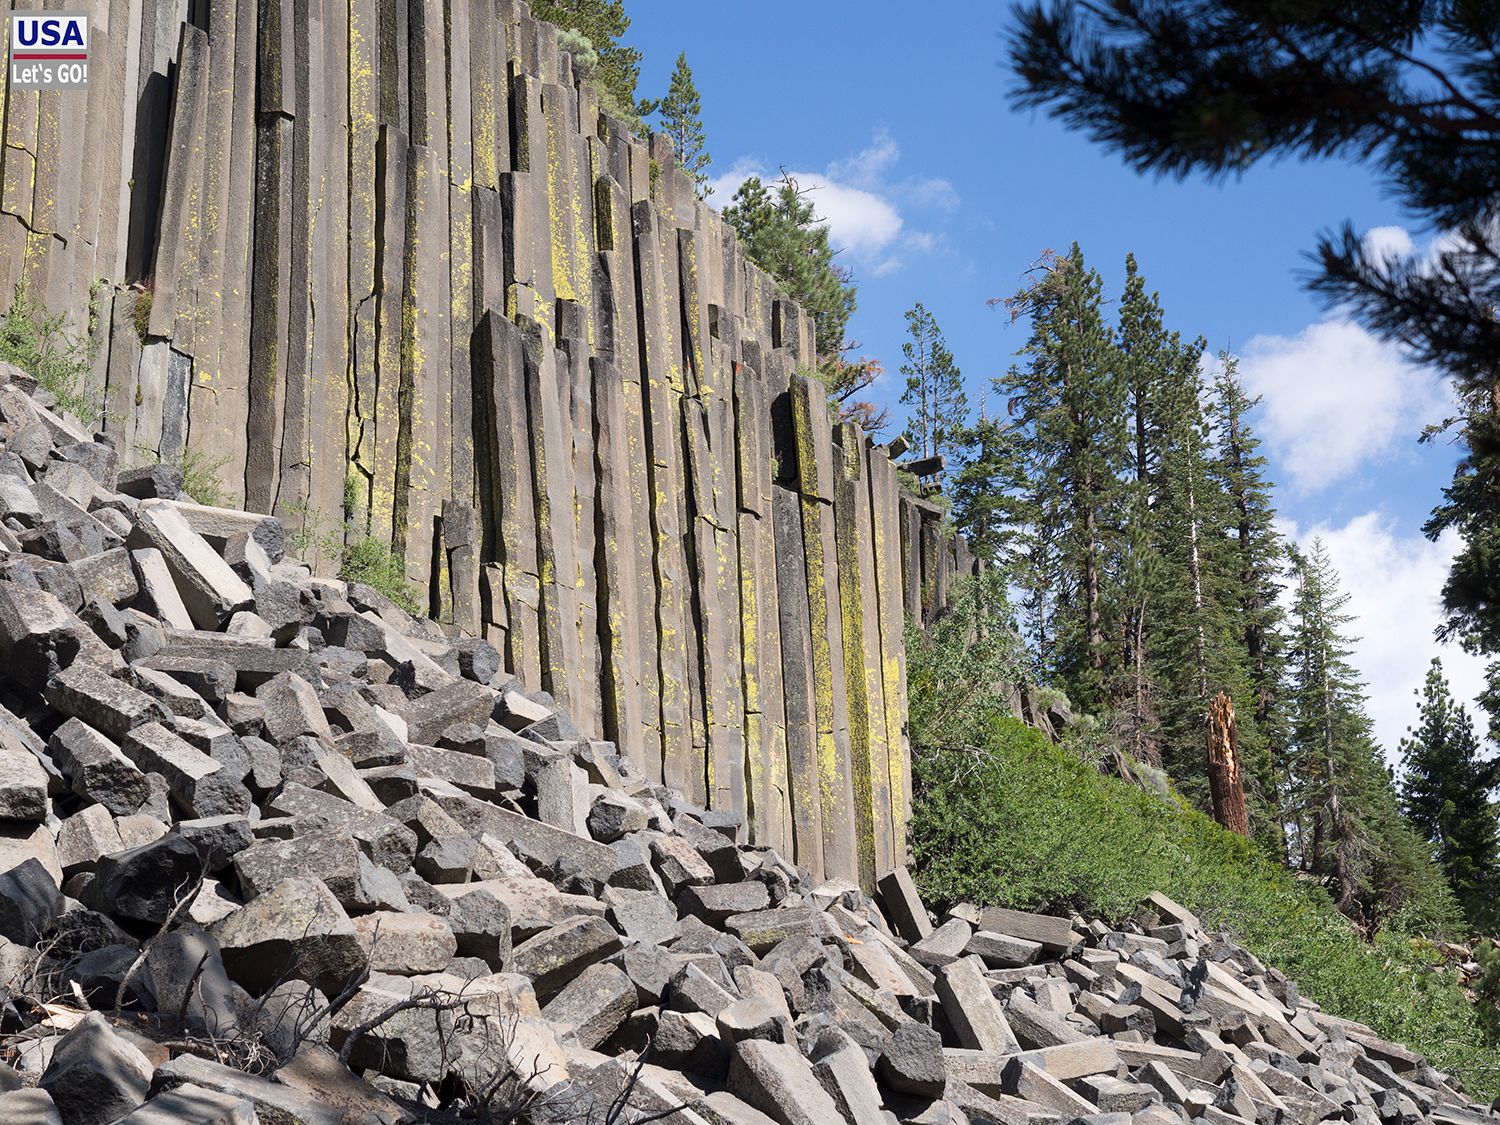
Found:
901,245 -> 1499,941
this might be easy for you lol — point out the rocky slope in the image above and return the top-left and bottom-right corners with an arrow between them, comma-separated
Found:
0,362 -> 1491,1124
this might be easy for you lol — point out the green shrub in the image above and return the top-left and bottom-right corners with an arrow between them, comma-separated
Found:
341,533 -> 421,616
909,717 -> 1500,1096
134,445 -> 232,508
0,281 -> 99,419
286,503 -> 422,617
904,572 -> 1030,752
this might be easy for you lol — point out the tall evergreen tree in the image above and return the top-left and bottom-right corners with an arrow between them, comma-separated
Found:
1283,543 -> 1458,932
722,175 -> 856,361
1400,658 -> 1500,932
998,245 -> 1127,711
642,53 -> 711,196
533,0 -> 641,124
1114,255 -> 1177,763
950,400 -> 1027,567
1148,337 -> 1269,817
900,303 -> 967,472
1212,355 -> 1289,848
1285,541 -> 1369,915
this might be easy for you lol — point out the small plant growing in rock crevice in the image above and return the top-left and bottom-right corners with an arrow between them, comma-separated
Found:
132,282 -> 154,343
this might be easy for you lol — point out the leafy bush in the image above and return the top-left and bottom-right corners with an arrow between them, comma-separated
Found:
904,571 -> 1029,752
134,445 -> 232,507
0,282 -> 99,419
287,504 -> 422,616
341,533 -> 421,616
909,716 -> 1500,1096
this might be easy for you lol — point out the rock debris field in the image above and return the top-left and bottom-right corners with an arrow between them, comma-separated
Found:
0,361 -> 1492,1125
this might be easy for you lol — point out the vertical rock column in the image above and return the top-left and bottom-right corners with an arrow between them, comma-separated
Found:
591,169 -> 659,776
832,422 -> 895,889
867,446 -> 912,864
473,311 -> 543,690
633,200 -> 695,803
787,373 -> 855,882
734,361 -> 792,859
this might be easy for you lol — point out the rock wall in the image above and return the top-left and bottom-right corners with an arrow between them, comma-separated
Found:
0,0 -> 968,887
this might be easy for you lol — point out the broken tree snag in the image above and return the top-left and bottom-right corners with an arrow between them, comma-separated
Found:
1206,691 -> 1249,837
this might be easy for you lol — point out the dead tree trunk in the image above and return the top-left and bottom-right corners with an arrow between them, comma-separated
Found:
1206,692 -> 1250,837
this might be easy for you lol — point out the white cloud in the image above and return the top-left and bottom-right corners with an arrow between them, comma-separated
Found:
1362,225 -> 1415,263
906,177 -> 961,212
827,131 -> 900,188
1283,512 -> 1488,762
707,130 -> 955,276
1237,319 -> 1449,492
1360,222 -> 1473,270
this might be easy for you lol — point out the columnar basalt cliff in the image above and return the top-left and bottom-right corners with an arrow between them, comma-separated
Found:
0,0 -> 973,885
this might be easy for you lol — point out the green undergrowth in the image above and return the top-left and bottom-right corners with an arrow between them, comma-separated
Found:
288,502 -> 422,617
909,715 -> 1500,1098
137,444 -> 232,508
340,532 -> 422,616
0,281 -> 100,419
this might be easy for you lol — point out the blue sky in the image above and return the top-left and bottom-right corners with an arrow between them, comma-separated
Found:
628,1 -> 1481,755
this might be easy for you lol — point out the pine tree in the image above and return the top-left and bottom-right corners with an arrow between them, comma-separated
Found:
1212,355 -> 1290,848
900,303 -> 967,472
532,0 -> 642,125
1400,658 -> 1500,932
998,245 -> 1127,711
722,175 -> 856,360
1285,541 -> 1369,915
1114,255 -> 1177,763
642,53 -> 711,196
1283,543 -> 1458,931
949,399 -> 1026,566
1148,335 -> 1266,816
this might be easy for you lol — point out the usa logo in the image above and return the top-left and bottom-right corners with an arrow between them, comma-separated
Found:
9,11 -> 89,89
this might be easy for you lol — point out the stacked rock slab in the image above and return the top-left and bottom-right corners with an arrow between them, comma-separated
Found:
0,365 -> 1491,1125
0,0 -> 973,889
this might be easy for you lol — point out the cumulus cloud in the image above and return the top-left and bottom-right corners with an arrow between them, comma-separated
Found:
707,130 -> 955,276
827,131 -> 900,188
1283,512 -> 1487,762
1362,224 -> 1415,263
1237,319 -> 1449,492
1361,222 -> 1471,269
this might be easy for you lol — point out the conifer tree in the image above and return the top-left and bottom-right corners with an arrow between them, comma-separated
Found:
950,400 -> 1026,566
723,175 -> 856,358
1400,658 -> 1500,932
1285,541 -> 1368,915
1213,359 -> 1286,737
1148,336 -> 1267,814
1282,543 -> 1457,931
642,53 -> 711,196
900,303 -> 967,471
1114,255 -> 1177,762
533,0 -> 641,124
1212,355 -> 1290,847
998,245 -> 1126,711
